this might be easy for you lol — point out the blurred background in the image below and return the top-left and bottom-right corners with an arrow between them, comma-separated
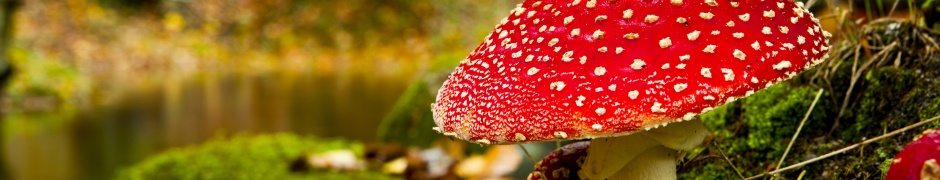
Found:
1,0 -> 540,179
2,0 -> 939,179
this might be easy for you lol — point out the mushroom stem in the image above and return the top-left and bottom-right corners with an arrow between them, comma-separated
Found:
580,129 -> 660,179
610,146 -> 678,180
579,119 -> 707,180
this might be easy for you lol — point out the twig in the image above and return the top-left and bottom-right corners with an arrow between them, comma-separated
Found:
774,89 -> 825,172
713,141 -> 746,180
518,144 -> 537,165
746,115 -> 940,180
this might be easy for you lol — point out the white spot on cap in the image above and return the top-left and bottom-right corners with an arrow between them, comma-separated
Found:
701,68 -> 713,78
548,38 -> 559,46
763,10 -> 775,18
595,15 -> 607,22
554,131 -> 568,138
527,67 -> 540,75
550,81 -> 566,91
593,30 -> 605,39
659,37 -> 672,48
751,77 -> 759,83
733,49 -> 746,60
576,95 -> 586,106
515,133 -> 526,141
677,17 -> 687,23
594,66 -> 607,76
705,0 -> 717,6
671,0 -> 683,6
623,9 -> 634,19
791,17 -> 799,24
699,12 -> 714,20
624,33 -> 639,39
680,54 -> 691,61
598,47 -> 608,52
608,84 -> 617,91
676,63 -> 687,69
651,102 -> 667,113
773,60 -> 792,70
512,51 -> 523,58
777,2 -> 785,9
703,95 -> 715,100
616,47 -> 624,54
797,36 -> 806,44
592,124 -> 603,131
793,7 -> 805,17
733,32 -> 744,38
586,0 -> 597,8
739,13 -> 750,21
629,90 -> 640,99
726,21 -> 735,27
730,1 -> 739,7
762,26 -> 772,34
562,51 -> 574,62
779,26 -> 789,34
564,16 -> 575,25
579,56 -> 587,64
674,83 -> 688,92
645,15 -> 660,23
751,41 -> 761,50
688,31 -> 701,41
631,59 -> 647,70
721,68 -> 735,81
701,107 -> 714,113
683,113 -> 696,120
711,30 -> 720,35
595,108 -> 606,116
570,28 -> 581,37
703,44 -> 717,53
662,63 -> 671,69
476,139 -> 491,144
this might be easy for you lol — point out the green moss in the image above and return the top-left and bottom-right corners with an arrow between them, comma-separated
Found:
681,84 -> 830,179
115,133 -> 399,180
879,158 -> 893,176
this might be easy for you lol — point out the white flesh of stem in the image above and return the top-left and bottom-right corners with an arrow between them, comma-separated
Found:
579,119 -> 707,180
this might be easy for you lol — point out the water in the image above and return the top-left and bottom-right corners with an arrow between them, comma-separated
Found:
4,72 -> 410,180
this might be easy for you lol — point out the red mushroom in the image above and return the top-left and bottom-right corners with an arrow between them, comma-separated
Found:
887,129 -> 940,180
432,0 -> 830,179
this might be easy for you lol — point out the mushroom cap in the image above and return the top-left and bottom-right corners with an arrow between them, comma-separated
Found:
887,129 -> 940,179
528,141 -> 590,180
433,0 -> 831,144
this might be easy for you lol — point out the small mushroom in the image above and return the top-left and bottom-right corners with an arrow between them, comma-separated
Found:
528,141 -> 590,180
887,129 -> 940,180
432,0 -> 830,179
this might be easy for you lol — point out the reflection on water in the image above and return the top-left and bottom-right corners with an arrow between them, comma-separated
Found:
5,72 -> 409,180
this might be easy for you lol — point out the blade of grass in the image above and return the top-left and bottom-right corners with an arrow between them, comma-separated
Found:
774,89 -> 825,172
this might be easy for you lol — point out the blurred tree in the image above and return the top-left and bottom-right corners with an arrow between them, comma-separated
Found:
97,0 -> 162,15
0,0 -> 20,178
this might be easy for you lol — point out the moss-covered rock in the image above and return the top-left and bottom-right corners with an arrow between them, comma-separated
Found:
115,133 -> 399,180
679,20 -> 940,179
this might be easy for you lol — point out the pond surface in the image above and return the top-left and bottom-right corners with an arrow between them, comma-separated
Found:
4,72 -> 410,180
